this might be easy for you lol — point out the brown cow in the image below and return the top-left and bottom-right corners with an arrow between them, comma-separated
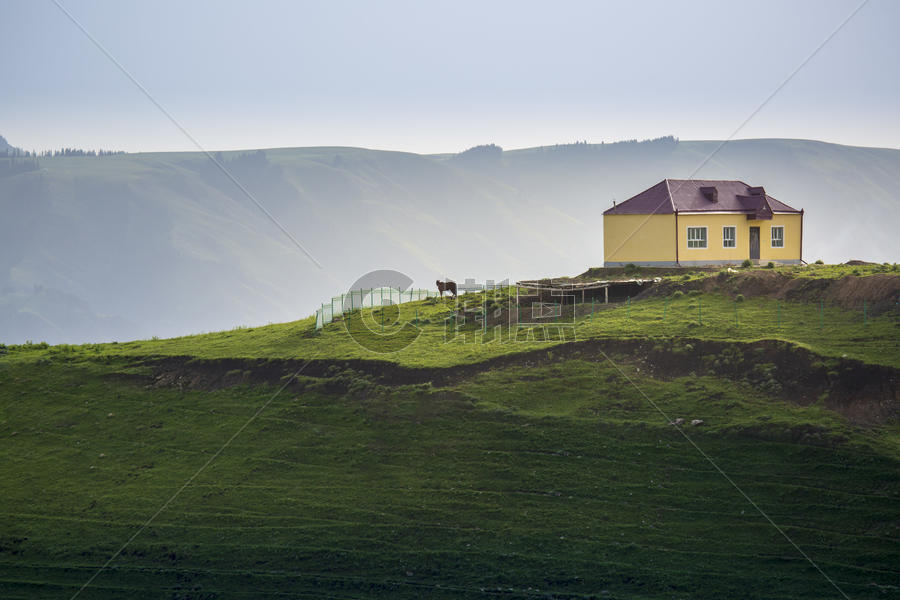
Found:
436,280 -> 457,298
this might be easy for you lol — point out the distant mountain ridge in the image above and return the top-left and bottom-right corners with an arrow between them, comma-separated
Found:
0,136 -> 898,344
0,135 -> 17,153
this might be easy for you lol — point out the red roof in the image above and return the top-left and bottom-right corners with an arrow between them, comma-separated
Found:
604,179 -> 801,217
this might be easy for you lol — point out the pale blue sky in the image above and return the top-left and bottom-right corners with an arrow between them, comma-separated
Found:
3,0 -> 898,153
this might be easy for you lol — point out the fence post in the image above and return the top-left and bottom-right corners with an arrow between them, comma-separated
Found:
331,297 -> 334,323
415,308 -> 418,326
381,304 -> 384,332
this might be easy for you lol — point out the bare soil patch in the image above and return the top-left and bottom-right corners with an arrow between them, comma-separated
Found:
644,270 -> 900,314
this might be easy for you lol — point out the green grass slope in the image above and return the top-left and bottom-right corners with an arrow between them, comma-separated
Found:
0,268 -> 897,598
29,264 -> 894,370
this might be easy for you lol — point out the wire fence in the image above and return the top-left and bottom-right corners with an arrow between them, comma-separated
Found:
315,283 -> 896,336
316,288 -> 438,329
507,294 -> 888,328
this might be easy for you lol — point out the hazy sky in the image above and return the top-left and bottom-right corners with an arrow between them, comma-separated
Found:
3,0 -> 898,153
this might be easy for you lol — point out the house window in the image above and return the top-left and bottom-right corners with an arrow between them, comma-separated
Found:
771,226 -> 784,248
723,226 -> 736,248
687,226 -> 707,249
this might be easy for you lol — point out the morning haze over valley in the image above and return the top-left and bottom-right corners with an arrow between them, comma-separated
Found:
2,135 -> 898,344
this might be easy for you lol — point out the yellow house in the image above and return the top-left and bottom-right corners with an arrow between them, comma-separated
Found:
603,179 -> 804,267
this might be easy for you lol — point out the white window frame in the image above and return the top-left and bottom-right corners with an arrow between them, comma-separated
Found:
722,226 -> 736,249
686,226 -> 708,249
771,225 -> 784,248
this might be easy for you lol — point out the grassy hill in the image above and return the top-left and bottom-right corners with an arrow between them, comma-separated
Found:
0,265 -> 897,598
2,137 -> 900,344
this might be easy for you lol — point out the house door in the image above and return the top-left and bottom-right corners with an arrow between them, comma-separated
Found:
749,227 -> 760,260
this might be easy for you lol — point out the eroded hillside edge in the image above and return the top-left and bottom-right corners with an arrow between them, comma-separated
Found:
137,337 -> 897,426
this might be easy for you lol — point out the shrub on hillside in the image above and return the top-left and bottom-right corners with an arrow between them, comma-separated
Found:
741,259 -> 752,268
735,294 -> 745,302
624,263 -> 641,275
672,290 -> 684,298
814,259 -> 824,265
765,262 -> 775,269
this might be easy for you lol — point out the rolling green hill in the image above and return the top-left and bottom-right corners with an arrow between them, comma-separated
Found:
1,137 -> 900,344
0,266 -> 897,599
